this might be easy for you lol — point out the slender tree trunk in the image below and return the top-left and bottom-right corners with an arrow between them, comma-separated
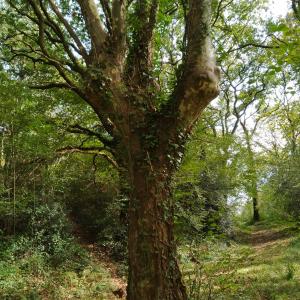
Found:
253,196 -> 260,222
251,171 -> 259,223
241,123 -> 260,224
127,163 -> 187,300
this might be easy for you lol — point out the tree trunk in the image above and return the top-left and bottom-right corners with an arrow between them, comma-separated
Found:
241,123 -> 260,224
126,164 -> 187,300
253,196 -> 260,222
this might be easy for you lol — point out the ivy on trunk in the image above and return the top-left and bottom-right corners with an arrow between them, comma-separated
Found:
2,0 -> 220,299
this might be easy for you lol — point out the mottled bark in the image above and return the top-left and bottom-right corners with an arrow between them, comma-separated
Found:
174,0 -> 220,130
127,162 -> 187,300
77,0 -> 106,53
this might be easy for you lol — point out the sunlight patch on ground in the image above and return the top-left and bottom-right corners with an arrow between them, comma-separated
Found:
181,224 -> 300,299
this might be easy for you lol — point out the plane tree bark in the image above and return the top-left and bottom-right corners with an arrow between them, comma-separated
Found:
1,1 -> 220,299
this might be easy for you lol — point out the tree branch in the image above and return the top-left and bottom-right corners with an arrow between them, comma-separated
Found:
172,0 -> 220,131
111,0 -> 127,59
4,1 -> 118,139
6,2 -> 82,59
29,82 -> 72,89
37,0 -> 84,72
16,0 -> 83,76
57,146 -> 119,169
67,124 -> 115,147
227,42 -> 280,54
125,0 -> 159,86
77,0 -> 107,56
48,0 -> 88,60
212,0 -> 234,27
57,145 -> 106,154
100,0 -> 113,34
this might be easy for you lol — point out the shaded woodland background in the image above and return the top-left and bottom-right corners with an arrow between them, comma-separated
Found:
0,0 -> 299,299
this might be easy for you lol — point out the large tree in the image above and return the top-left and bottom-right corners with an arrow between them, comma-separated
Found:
0,1 -> 220,299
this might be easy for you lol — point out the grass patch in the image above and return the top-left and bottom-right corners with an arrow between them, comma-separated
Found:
180,224 -> 300,299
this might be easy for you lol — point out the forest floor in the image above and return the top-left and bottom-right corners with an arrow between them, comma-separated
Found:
181,221 -> 300,299
75,241 -> 127,299
235,222 -> 300,299
0,222 -> 127,299
71,222 -> 127,299
65,221 -> 300,300
1,221 -> 299,299
61,222 -> 300,300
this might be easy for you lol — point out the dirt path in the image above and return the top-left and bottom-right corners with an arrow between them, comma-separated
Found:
244,225 -> 294,254
71,222 -> 127,299
85,243 -> 127,299
250,229 -> 289,246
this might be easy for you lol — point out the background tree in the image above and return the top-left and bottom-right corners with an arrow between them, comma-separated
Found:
209,0 -> 272,223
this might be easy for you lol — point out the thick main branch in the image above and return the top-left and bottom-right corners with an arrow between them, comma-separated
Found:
172,0 -> 220,131
77,0 -> 107,56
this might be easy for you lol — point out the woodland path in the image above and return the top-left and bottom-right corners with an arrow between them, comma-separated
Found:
247,225 -> 293,250
72,222 -> 127,299
231,222 -> 300,299
85,243 -> 127,299
71,222 -> 299,299
236,222 -> 296,248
